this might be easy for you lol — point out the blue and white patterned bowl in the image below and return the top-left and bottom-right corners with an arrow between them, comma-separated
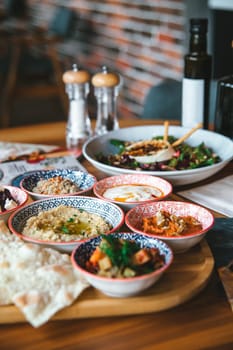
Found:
8,196 -> 124,253
71,232 -> 173,297
20,169 -> 97,200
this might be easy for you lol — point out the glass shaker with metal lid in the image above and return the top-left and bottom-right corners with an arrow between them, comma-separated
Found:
63,64 -> 92,152
92,66 -> 121,135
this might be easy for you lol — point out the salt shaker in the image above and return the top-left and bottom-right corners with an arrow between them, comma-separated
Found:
63,64 -> 92,152
92,66 -> 121,135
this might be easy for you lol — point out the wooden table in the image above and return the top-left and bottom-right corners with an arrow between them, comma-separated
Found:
0,119 -> 233,350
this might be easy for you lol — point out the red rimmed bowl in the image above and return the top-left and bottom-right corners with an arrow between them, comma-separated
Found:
8,196 -> 124,253
93,174 -> 172,211
0,185 -> 29,223
125,201 -> 214,253
71,232 -> 173,298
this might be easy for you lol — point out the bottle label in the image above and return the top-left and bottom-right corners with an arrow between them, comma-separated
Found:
182,78 -> 204,128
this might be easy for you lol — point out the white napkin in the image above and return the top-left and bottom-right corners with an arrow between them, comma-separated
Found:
178,175 -> 233,217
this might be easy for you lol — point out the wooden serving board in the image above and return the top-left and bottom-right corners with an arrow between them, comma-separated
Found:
0,239 -> 214,324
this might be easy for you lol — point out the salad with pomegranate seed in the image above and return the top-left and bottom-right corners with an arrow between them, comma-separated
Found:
96,136 -> 220,171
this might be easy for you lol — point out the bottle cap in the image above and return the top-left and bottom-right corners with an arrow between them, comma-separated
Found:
63,64 -> 90,84
92,66 -> 120,87
190,18 -> 208,34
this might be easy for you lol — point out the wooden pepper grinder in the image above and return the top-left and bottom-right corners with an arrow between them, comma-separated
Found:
92,66 -> 121,135
63,64 -> 92,152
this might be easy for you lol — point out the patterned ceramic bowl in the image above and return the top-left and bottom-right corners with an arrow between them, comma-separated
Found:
125,201 -> 214,253
20,169 -> 97,200
71,232 -> 173,297
93,174 -> 172,211
0,185 -> 28,223
8,196 -> 124,253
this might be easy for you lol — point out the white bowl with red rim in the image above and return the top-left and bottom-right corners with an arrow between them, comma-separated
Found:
71,232 -> 173,298
125,201 -> 214,253
0,185 -> 28,223
8,196 -> 124,253
93,174 -> 172,211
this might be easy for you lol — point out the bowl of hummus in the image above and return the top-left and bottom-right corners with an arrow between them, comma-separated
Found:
8,196 -> 125,253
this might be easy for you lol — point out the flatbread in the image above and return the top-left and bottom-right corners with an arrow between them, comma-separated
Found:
0,219 -> 18,241
0,220 -> 90,327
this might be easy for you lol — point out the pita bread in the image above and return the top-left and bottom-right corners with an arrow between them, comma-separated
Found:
0,219 -> 19,241
0,220 -> 89,327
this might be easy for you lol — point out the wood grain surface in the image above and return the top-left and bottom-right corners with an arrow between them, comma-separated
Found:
0,240 -> 214,324
0,119 -> 233,350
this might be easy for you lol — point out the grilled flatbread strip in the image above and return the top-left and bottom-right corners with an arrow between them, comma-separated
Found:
172,123 -> 202,147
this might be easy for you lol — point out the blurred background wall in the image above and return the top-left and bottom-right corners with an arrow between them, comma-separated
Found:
0,0 -> 232,126
25,0 -> 188,120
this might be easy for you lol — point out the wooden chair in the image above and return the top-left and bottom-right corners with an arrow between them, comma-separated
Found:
0,6 -> 76,128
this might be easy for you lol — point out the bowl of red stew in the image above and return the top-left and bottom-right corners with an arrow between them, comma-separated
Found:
71,232 -> 173,297
125,201 -> 214,253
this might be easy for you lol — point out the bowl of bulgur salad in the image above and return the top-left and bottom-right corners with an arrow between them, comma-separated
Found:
20,169 -> 97,201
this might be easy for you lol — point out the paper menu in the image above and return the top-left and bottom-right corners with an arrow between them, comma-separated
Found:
0,142 -> 59,163
0,155 -> 87,186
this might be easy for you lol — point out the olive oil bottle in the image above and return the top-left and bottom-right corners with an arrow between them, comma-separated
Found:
214,40 -> 233,139
182,18 -> 212,129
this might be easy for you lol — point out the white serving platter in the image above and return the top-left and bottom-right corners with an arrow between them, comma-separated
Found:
83,125 -> 233,186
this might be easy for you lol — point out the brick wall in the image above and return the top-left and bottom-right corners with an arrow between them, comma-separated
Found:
27,0 -> 186,119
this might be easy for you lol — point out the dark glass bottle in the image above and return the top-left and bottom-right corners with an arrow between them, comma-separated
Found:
214,41 -> 233,139
182,18 -> 212,129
